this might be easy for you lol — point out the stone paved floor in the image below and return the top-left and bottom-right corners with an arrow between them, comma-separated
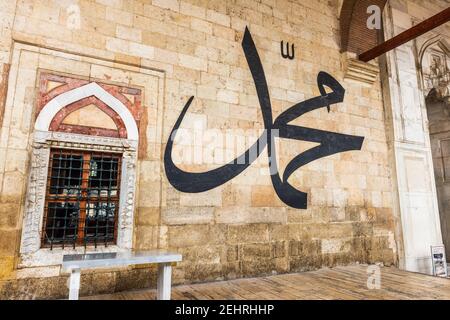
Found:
84,265 -> 450,300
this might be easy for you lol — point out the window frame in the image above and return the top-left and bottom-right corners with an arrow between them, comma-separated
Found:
42,148 -> 123,249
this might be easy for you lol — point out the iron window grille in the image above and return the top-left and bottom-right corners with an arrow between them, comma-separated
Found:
42,149 -> 122,249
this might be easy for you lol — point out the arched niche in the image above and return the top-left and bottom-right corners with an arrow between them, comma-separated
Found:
419,36 -> 450,99
420,36 -> 450,263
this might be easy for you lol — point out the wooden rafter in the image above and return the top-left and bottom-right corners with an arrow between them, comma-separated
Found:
359,7 -> 450,62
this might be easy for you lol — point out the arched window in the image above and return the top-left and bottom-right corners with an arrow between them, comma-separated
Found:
21,73 -> 141,253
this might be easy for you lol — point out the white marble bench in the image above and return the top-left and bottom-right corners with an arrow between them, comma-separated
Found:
61,250 -> 182,300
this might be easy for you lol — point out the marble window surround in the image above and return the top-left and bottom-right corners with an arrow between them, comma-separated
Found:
3,42 -> 165,275
20,86 -> 139,268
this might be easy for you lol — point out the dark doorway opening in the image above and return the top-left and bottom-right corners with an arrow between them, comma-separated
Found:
426,89 -> 450,262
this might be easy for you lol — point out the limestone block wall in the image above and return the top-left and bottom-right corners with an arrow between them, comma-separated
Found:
0,0 -> 396,298
0,0 -> 18,281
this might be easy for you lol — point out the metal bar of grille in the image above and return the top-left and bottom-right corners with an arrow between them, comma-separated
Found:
42,149 -> 121,249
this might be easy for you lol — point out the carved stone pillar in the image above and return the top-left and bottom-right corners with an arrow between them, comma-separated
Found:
379,2 -> 443,274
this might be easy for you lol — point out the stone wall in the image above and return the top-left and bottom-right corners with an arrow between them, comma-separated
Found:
0,0 -> 18,282
0,0 -> 397,298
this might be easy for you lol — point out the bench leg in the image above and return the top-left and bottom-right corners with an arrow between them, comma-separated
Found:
68,268 -> 81,300
157,263 -> 172,300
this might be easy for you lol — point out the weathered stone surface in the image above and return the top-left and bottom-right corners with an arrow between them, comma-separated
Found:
184,263 -> 225,282
0,256 -> 15,280
79,272 -> 116,297
241,259 -> 276,276
226,224 -> 269,245
0,230 -> 18,256
271,241 -> 286,258
226,245 -> 239,262
162,206 -> 214,225
168,225 -> 227,248
251,185 -> 284,207
215,206 -> 287,224
178,245 -> 224,266
114,268 -> 157,292
0,202 -> 19,228
0,268 -> 158,299
136,207 -> 160,226
241,243 -> 271,260
289,241 -> 323,272
134,226 -> 159,250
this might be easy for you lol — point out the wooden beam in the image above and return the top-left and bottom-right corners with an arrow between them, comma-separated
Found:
359,7 -> 450,62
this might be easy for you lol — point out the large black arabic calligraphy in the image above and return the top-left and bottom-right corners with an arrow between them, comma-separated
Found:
164,27 -> 364,209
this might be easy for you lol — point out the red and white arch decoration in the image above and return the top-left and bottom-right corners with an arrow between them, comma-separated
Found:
35,82 -> 139,140
21,73 -> 143,264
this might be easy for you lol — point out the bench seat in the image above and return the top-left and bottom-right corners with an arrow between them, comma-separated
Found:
62,250 -> 182,300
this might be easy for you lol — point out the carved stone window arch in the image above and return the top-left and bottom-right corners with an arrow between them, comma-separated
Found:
419,36 -> 450,99
20,73 -> 141,267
